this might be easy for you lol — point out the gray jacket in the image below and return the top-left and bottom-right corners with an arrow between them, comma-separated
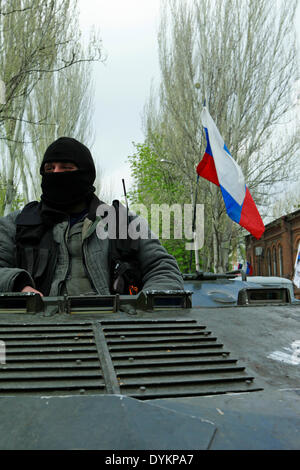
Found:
0,208 -> 184,295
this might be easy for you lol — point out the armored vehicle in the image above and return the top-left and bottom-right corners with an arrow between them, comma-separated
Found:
0,273 -> 299,450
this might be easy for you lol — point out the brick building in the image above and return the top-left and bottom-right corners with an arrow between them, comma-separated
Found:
245,208 -> 300,296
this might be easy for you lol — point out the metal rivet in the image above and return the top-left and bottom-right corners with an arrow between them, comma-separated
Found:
246,379 -> 252,384
128,357 -> 134,362
222,353 -> 228,357
74,337 -> 79,341
139,386 -> 146,392
120,335 -> 125,339
76,359 -> 82,364
79,388 -> 85,394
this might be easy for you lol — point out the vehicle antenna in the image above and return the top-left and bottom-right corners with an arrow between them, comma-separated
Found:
122,179 -> 128,210
122,178 -> 129,231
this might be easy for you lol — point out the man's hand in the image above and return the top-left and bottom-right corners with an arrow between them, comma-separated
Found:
21,286 -> 44,297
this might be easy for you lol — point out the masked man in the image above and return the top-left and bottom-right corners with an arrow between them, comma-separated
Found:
0,137 -> 184,297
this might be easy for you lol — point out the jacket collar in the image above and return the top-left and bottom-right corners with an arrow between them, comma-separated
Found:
16,195 -> 104,227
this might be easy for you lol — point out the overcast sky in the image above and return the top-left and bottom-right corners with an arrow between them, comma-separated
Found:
78,0 -> 162,200
78,0 -> 300,201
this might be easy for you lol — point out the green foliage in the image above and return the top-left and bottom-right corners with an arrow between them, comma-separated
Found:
128,140 -> 185,205
10,193 -> 25,213
0,180 -> 25,216
161,238 -> 197,273
128,140 -> 199,273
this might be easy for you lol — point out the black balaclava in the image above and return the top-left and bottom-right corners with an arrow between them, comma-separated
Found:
40,137 -> 96,211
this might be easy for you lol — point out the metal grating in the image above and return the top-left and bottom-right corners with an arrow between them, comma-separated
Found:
102,319 -> 262,399
0,318 -> 262,399
0,322 -> 106,395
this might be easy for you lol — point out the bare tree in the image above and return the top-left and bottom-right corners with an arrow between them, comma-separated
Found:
270,183 -> 300,221
0,0 -> 104,214
24,56 -> 96,201
142,0 -> 299,272
0,0 -> 102,127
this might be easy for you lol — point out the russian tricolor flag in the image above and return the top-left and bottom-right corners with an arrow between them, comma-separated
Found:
197,107 -> 265,240
246,261 -> 253,275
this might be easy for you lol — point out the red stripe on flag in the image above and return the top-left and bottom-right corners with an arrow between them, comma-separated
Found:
239,187 -> 265,239
196,152 -> 219,186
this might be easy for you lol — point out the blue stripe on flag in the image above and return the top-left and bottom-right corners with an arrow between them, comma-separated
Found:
204,128 -> 213,156
220,185 -> 243,223
224,143 -> 232,156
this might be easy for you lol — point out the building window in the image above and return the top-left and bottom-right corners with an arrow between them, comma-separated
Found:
279,245 -> 283,277
267,249 -> 271,276
273,247 -> 277,276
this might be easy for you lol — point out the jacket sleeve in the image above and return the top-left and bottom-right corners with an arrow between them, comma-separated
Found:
0,211 -> 35,292
136,220 -> 185,291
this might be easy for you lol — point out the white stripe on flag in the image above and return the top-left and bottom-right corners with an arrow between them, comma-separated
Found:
201,107 -> 245,206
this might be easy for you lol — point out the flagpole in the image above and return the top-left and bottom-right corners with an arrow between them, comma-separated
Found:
189,88 -> 205,273
190,174 -> 200,272
189,94 -> 206,272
